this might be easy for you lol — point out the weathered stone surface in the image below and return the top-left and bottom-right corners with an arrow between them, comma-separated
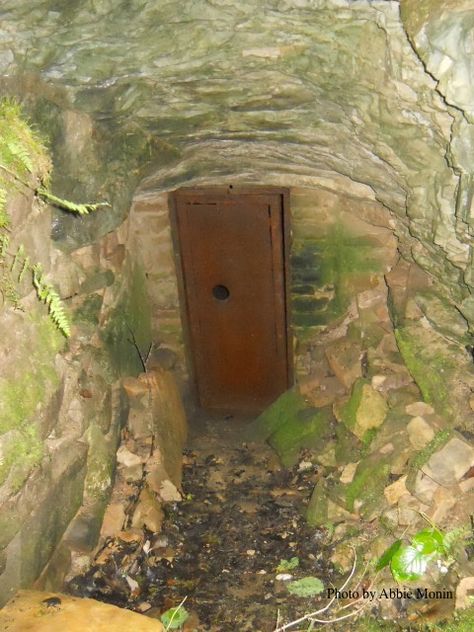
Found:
422,437 -> 474,486
405,401 -> 435,417
407,416 -> 435,450
268,406 -> 334,467
455,577 -> 474,611
384,475 -> 409,506
131,488 -> 164,534
100,503 -> 126,538
116,446 -> 143,468
410,470 -> 441,505
325,339 -> 362,390
0,590 -> 164,631
337,379 -> 388,441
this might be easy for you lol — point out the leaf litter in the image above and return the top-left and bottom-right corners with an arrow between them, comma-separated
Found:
67,436 -> 338,631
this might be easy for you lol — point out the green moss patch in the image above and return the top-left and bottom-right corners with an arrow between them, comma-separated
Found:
0,312 -> 62,434
344,454 -> 391,516
394,325 -> 457,419
0,424 -> 43,489
73,292 -> 103,326
268,406 -> 334,467
101,262 -> 152,376
244,389 -> 305,443
291,223 -> 382,336
409,428 -> 452,470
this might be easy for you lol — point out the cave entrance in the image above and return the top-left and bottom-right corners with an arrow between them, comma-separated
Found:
171,186 -> 293,413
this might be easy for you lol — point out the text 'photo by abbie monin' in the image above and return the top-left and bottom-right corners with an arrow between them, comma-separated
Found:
327,587 -> 455,602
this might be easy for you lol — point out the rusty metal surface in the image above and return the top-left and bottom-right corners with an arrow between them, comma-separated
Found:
174,189 -> 290,412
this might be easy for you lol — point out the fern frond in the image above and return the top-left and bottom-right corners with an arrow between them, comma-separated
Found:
32,264 -> 70,337
37,187 -> 111,215
0,187 -> 8,228
0,272 -> 21,309
18,254 -> 30,283
5,138 -> 33,173
0,233 -> 10,257
11,244 -> 25,272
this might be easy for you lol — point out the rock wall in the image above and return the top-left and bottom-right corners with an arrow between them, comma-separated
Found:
0,115 -> 159,604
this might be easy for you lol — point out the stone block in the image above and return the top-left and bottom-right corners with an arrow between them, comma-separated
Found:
422,436 -> 474,486
0,590 -> 165,631
407,416 -> 435,450
325,338 -> 362,389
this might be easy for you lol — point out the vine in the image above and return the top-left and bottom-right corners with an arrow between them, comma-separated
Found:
0,98 -> 109,337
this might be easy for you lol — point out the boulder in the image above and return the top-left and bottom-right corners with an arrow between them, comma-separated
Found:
0,590 -> 164,631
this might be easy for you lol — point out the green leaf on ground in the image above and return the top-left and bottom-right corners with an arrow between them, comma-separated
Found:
411,528 -> 445,556
390,544 -> 430,582
277,557 -> 300,572
287,577 -> 324,597
160,606 -> 189,629
375,539 -> 402,571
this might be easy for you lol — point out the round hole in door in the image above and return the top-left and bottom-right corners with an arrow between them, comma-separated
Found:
212,284 -> 230,301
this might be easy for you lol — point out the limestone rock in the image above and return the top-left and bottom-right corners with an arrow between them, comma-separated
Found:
405,401 -> 435,416
422,437 -> 474,486
455,577 -> 474,611
116,446 -> 142,468
330,543 -> 354,574
397,495 -> 428,528
407,416 -> 435,450
384,475 -> 409,506
100,503 -> 126,539
338,379 -> 388,440
0,590 -> 164,631
428,486 -> 458,524
339,462 -> 358,485
325,339 -> 362,390
131,488 -> 164,534
411,470 -> 440,505
158,479 -> 182,503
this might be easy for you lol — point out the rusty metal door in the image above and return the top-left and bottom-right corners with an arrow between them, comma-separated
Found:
172,187 -> 292,413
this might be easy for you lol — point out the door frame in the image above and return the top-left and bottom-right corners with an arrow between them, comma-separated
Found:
169,185 -> 293,411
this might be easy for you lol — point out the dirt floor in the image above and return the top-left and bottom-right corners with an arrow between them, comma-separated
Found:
67,414 -> 349,631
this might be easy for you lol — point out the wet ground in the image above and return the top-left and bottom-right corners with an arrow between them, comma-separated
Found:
68,414 -> 342,631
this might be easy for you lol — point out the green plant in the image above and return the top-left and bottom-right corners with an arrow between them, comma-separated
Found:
160,603 -> 189,630
287,577 -> 325,598
376,522 -> 471,583
0,98 -> 109,336
277,557 -> 300,572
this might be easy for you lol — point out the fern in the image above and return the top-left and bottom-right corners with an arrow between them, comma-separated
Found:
18,254 -> 30,283
0,98 -> 108,337
0,233 -> 9,257
36,187 -> 110,215
4,137 -> 34,174
0,187 -> 8,228
0,272 -> 21,309
32,264 -> 71,337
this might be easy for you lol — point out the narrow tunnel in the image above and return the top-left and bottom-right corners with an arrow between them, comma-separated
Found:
0,1 -> 474,631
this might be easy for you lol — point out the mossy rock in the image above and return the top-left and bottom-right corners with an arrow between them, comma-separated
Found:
268,405 -> 334,467
306,479 -> 329,527
338,378 -> 388,441
344,453 -> 391,518
394,324 -> 459,420
334,423 -> 363,464
244,388 -> 305,442
101,262 -> 152,377
0,311 -> 63,435
72,293 -> 103,326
